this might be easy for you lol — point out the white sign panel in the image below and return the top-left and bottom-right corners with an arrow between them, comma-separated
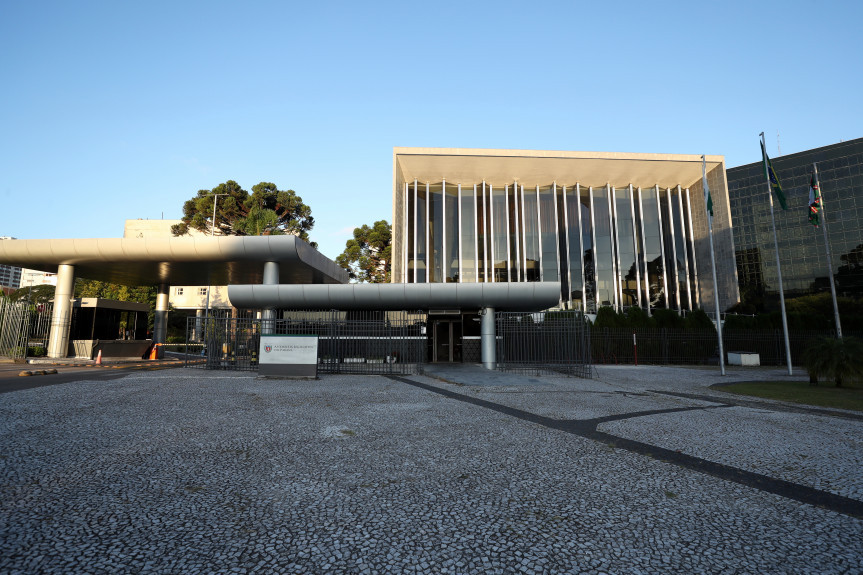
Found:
259,334 -> 318,377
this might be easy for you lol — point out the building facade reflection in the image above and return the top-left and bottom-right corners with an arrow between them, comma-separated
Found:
393,148 -> 739,314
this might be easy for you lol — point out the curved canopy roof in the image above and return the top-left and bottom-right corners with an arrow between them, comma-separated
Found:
228,282 -> 561,312
0,236 -> 348,286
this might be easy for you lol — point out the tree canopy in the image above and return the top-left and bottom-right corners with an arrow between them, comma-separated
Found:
75,279 -> 156,305
8,284 -> 55,305
335,220 -> 392,283
171,181 -> 316,247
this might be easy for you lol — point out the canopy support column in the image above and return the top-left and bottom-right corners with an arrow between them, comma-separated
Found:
154,284 -> 169,344
262,261 -> 279,334
47,264 -> 75,359
481,306 -> 496,370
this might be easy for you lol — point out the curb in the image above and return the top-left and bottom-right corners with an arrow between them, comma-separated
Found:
18,369 -> 58,377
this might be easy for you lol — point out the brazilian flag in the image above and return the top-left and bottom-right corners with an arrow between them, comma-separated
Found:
761,140 -> 788,210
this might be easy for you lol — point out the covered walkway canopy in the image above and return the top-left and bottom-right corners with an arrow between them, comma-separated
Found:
0,235 -> 347,286
0,235 -> 349,357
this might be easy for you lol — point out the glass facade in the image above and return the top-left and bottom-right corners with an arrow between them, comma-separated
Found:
726,138 -> 863,307
393,147 -> 739,313
522,185 -> 540,282
402,176 -> 704,313
615,185 -> 639,308
459,185 -> 477,283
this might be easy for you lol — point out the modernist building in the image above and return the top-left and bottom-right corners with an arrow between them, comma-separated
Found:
727,138 -> 863,307
0,237 -> 23,292
392,148 -> 739,314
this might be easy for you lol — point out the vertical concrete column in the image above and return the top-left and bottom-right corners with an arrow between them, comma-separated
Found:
194,309 -> 203,341
480,306 -> 496,370
47,264 -> 76,359
261,261 -> 279,334
154,283 -> 170,344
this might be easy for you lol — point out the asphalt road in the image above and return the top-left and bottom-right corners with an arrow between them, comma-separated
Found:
0,362 -> 174,393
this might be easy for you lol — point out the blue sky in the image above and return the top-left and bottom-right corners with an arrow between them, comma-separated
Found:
1,0 -> 860,260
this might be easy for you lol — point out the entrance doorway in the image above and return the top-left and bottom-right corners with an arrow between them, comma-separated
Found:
431,318 -> 462,362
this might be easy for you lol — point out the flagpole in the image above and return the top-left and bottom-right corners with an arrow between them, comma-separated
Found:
703,156 -> 725,375
813,162 -> 843,338
761,132 -> 793,375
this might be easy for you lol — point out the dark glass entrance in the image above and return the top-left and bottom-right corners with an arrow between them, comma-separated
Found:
431,318 -> 462,362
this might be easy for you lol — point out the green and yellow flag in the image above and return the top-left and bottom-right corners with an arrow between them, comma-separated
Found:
761,140 -> 788,210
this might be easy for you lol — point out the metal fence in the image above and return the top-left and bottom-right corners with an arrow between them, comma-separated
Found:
495,311 -> 592,378
186,310 -> 426,375
0,300 -> 53,359
590,327 -> 857,366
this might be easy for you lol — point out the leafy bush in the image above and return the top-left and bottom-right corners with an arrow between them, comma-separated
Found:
625,306 -> 655,328
684,309 -> 716,331
651,308 -> 684,329
593,306 -> 622,328
801,336 -> 863,387
724,313 -> 775,330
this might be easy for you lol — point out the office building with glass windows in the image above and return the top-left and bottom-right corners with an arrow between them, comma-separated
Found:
727,138 -> 863,308
392,148 -> 739,313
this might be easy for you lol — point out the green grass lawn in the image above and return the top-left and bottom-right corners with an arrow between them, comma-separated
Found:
718,380 -> 863,412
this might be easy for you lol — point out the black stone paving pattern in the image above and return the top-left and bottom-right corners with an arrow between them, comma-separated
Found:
387,374 -> 863,519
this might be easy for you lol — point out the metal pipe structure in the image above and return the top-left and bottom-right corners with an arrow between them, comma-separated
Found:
228,282 -> 562,312
481,306 -> 496,370
261,261 -> 280,335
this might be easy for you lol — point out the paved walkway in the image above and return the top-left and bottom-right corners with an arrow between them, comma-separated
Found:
1,366 -> 861,573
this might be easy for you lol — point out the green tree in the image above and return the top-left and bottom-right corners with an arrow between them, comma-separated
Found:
624,306 -> 655,328
75,279 -> 156,304
592,306 -> 622,328
171,181 -> 316,246
651,308 -> 684,328
9,284 -> 55,305
75,279 -> 157,330
335,220 -> 392,283
684,308 -> 717,331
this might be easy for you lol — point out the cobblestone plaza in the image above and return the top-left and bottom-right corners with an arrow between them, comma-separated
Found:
1,366 -> 861,573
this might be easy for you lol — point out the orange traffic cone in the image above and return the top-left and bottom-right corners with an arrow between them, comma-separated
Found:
95,349 -> 102,365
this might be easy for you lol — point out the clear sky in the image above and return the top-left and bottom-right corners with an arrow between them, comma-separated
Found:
1,0 -> 860,261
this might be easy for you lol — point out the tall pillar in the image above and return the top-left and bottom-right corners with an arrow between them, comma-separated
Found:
47,264 -> 76,359
194,309 -> 203,341
480,306 -> 496,370
154,283 -> 169,344
261,261 -> 279,334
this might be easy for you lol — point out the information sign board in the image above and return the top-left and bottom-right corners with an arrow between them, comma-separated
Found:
259,334 -> 318,378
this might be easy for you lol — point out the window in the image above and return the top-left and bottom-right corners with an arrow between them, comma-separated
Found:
175,287 -> 184,295
198,287 -> 208,296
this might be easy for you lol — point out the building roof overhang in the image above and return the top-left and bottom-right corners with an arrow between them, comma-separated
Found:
0,236 -> 349,286
394,147 -> 725,189
228,282 -> 562,312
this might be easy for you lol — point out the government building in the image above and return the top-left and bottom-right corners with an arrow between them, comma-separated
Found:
727,138 -> 863,309
392,148 -> 739,314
